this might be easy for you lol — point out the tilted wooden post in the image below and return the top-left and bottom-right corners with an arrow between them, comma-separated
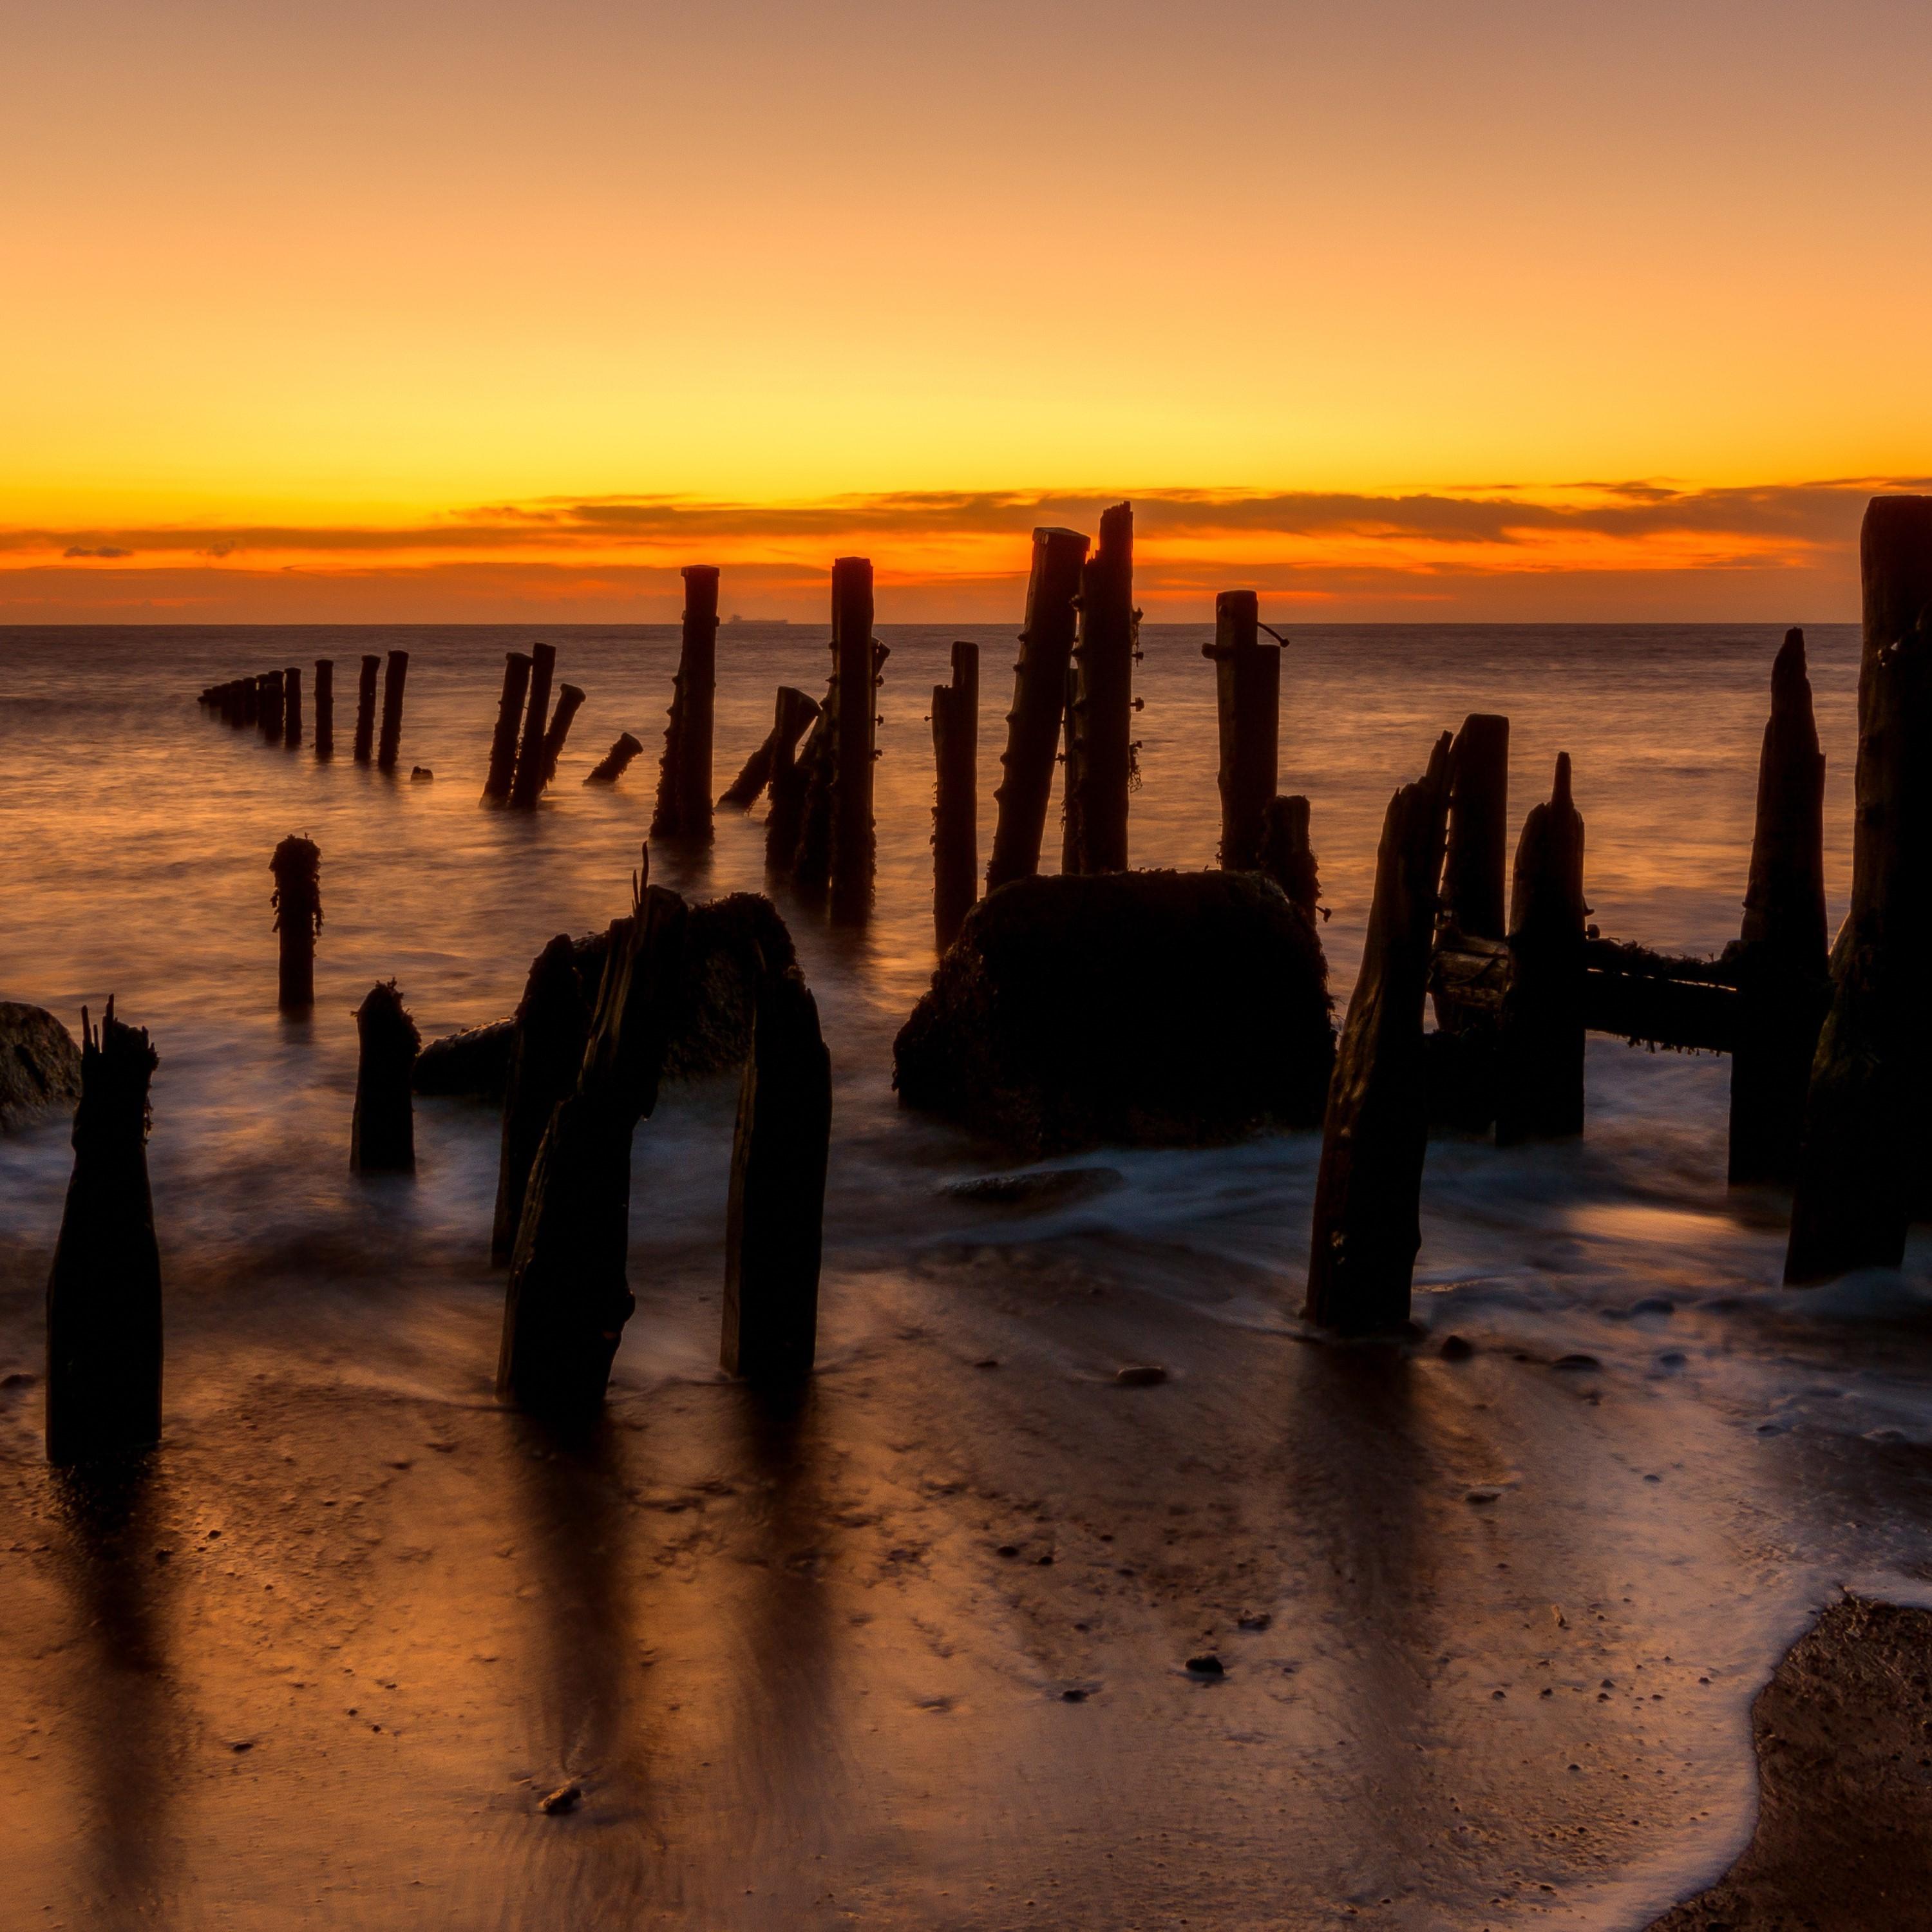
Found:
482,651 -> 533,801
536,683 -> 585,791
258,670 -> 285,743
1495,754 -> 1587,1144
721,687 -> 819,809
350,982 -> 420,1174
1206,590 -> 1280,871
1064,502 -> 1135,875
270,835 -> 322,1012
314,659 -> 334,760
1260,794 -> 1320,924
585,732 -> 643,785
509,643 -> 558,807
283,666 -> 303,749
987,526 -> 1089,891
650,565 -> 721,841
721,968 -> 832,1381
491,936 -> 591,1265
354,654 -> 380,762
1728,631 -> 1829,1186
1786,498 -> 1932,1281
1443,714 -> 1510,938
376,650 -> 409,772
932,641 -> 979,949
44,1001 -> 162,1464
1304,734 -> 1454,1333
767,709 -> 824,873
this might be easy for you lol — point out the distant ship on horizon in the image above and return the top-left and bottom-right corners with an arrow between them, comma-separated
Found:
723,614 -> 791,627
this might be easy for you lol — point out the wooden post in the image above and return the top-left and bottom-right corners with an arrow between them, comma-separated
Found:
282,667 -> 303,749
1260,794 -> 1320,924
350,982 -> 420,1174
376,650 -> 409,772
831,557 -> 878,911
932,641 -> 979,949
1304,734 -> 1454,1334
491,936 -> 592,1265
1729,631 -> 1829,1186
585,732 -> 644,785
1206,590 -> 1280,871
1065,503 -> 1135,875
44,1001 -> 162,1465
314,659 -> 334,760
1443,714 -> 1510,938
258,670 -> 285,743
988,526 -> 1089,891
240,675 -> 259,728
354,655 -> 380,763
482,651 -> 533,801
1495,754 -> 1587,1145
650,565 -> 721,840
721,968 -> 831,1381
721,687 -> 819,808
270,835 -> 322,1012
767,710 -> 824,874
509,644 -> 557,808
1786,497 -> 1932,1281
536,683 -> 585,791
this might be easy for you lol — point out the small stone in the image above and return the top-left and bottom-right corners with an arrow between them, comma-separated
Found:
229,1738 -> 256,1752
1115,1364 -> 1167,1387
1185,1654 -> 1225,1678
1061,1688 -> 1087,1703
996,1544 -> 1020,1558
0,1370 -> 37,1389
1465,1487 -> 1502,1504
1552,1354 -> 1602,1372
540,1783 -> 582,1815
1237,1611 -> 1272,1632
973,1358 -> 1000,1370
410,766 -> 434,782
1439,1335 -> 1474,1361
1632,1296 -> 1676,1316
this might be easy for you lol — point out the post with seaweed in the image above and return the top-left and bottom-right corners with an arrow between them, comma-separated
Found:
1206,589 -> 1280,872
376,650 -> 409,772
723,687 -> 819,810
354,654 -> 380,763
536,683 -> 585,790
932,641 -> 979,949
650,564 -> 721,841
1260,795 -> 1321,925
350,982 -> 421,1174
482,651 -> 533,801
509,643 -> 557,808
1064,502 -> 1135,875
270,835 -> 323,1013
314,659 -> 335,759
585,732 -> 643,786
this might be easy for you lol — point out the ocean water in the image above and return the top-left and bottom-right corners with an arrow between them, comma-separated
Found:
3,621 -> 1929,1931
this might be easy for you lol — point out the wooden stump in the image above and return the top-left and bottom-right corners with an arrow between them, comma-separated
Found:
491,936 -> 592,1265
269,835 -> 322,1012
721,968 -> 832,1382
1305,736 -> 1453,1333
932,641 -> 979,949
350,982 -> 420,1174
258,670 -> 285,743
354,654 -> 380,763
1206,590 -> 1280,871
536,683 -> 585,791
1260,794 -> 1320,925
314,659 -> 334,760
282,666 -> 303,749
1729,630 -> 1830,1186
1065,503 -> 1135,875
721,687 -> 819,809
767,708 -> 824,873
585,732 -> 643,785
1786,497 -> 1932,1281
44,1001 -> 162,1465
649,565 -> 721,841
482,652 -> 533,801
987,526 -> 1089,891
376,650 -> 409,772
509,644 -> 557,807
1443,713 -> 1510,939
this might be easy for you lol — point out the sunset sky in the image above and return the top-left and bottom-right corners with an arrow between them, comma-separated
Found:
6,0 -> 1929,621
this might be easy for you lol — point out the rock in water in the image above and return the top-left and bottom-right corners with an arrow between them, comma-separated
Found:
893,870 -> 1332,1155
0,1003 -> 82,1132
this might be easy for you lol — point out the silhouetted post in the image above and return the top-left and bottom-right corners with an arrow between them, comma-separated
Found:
282,667 -> 303,748
932,641 -> 980,949
350,982 -> 420,1174
585,732 -> 643,784
721,968 -> 831,1381
1304,734 -> 1453,1333
830,556 -> 878,909
722,687 -> 819,808
482,651 -> 533,801
240,676 -> 260,728
650,565 -> 721,841
258,670 -> 285,743
509,643 -> 557,807
354,655 -> 380,762
44,1001 -> 162,1465
1495,754 -> 1587,1144
1206,589 -> 1280,871
1786,497 -> 1932,1280
314,659 -> 334,759
1729,632 -> 1829,1186
269,835 -> 322,1012
988,526 -> 1090,891
1064,502 -> 1135,875
536,683 -> 585,791
1443,714 -> 1510,938
1260,794 -> 1320,924
491,936 -> 592,1265
376,650 -> 408,772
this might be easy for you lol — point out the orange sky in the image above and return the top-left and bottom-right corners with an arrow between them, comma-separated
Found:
5,0 -> 1929,620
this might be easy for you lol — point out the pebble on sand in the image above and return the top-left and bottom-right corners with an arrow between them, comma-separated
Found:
1185,1654 -> 1225,1677
1115,1364 -> 1168,1387
540,1783 -> 582,1815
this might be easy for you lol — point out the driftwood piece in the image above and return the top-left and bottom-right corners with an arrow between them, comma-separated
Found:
1304,734 -> 1453,1334
350,982 -> 420,1174
483,652 -> 534,801
721,687 -> 818,809
721,968 -> 831,1382
282,666 -> 302,749
987,526 -> 1089,891
269,835 -> 322,1012
1260,795 -> 1320,924
650,565 -> 721,840
585,732 -> 643,785
314,659 -> 334,760
932,641 -> 979,949
1064,502 -> 1135,875
376,650 -> 409,772
1786,498 -> 1932,1282
353,655 -> 379,762
491,936 -> 592,1265
510,644 -> 558,807
1206,590 -> 1280,871
1730,630 -> 1830,1184
44,1001 -> 162,1465
1443,714 -> 1509,939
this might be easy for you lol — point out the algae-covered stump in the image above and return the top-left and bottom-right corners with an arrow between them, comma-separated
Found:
350,981 -> 421,1174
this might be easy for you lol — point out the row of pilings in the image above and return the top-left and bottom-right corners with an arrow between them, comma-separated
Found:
200,651 -> 408,768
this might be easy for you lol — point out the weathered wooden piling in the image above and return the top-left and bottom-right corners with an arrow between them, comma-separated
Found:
376,650 -> 409,772
721,967 -> 832,1381
258,670 -> 285,743
721,687 -> 819,809
354,654 -> 380,762
1206,590 -> 1280,872
537,683 -> 585,791
509,644 -> 558,808
650,565 -> 721,841
240,675 -> 260,728
314,659 -> 334,759
282,667 -> 302,748
491,936 -> 592,1265
482,652 -> 533,801
987,526 -> 1090,892
1443,714 -> 1510,938
790,558 -> 883,905
585,732 -> 643,785
1260,794 -> 1320,924
269,835 -> 322,1012
767,710 -> 823,872
44,1001 -> 162,1465
1064,503 -> 1135,875
1728,632 -> 1829,1186
1786,497 -> 1932,1282
1494,754 -> 1587,1145
932,641 -> 980,949
1305,735 -> 1454,1334
350,981 -> 420,1174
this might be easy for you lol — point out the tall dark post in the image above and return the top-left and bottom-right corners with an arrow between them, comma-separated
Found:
1729,632 -> 1829,1186
1260,794 -> 1321,925
354,655 -> 380,762
44,1001 -> 162,1465
1064,502 -> 1135,875
988,526 -> 1089,891
483,651 -> 533,801
282,667 -> 303,748
270,835 -> 322,1013
350,982 -> 420,1174
258,670 -> 285,743
650,566 -> 721,841
313,659 -> 334,759
509,644 -> 557,808
1304,735 -> 1454,1334
1207,590 -> 1280,871
1443,714 -> 1510,938
1786,497 -> 1932,1282
932,641 -> 980,949
376,650 -> 408,772
830,556 -> 878,909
